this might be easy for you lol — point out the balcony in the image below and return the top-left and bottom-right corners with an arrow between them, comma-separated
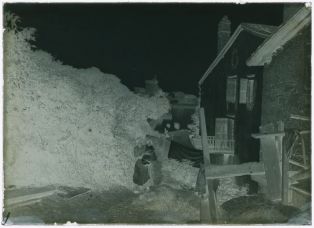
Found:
190,136 -> 235,154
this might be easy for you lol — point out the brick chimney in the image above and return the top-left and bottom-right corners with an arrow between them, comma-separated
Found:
217,16 -> 231,54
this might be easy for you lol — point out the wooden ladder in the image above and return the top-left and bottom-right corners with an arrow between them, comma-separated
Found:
283,129 -> 311,204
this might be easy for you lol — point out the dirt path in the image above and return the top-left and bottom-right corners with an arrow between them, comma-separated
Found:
5,185 -> 200,224
5,186 -> 307,225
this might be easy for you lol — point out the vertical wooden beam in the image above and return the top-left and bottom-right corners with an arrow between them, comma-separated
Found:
282,136 -> 289,204
199,108 -> 218,223
252,133 -> 284,201
264,136 -> 282,201
300,135 -> 307,167
200,195 -> 210,223
206,180 -> 218,223
200,108 -> 211,168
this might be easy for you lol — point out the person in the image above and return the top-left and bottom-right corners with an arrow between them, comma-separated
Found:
144,145 -> 157,161
133,155 -> 151,186
132,145 -> 157,193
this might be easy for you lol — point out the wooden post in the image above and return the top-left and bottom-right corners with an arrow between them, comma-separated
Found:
252,132 -> 285,201
282,136 -> 289,204
300,135 -> 307,167
200,108 -> 211,168
199,108 -> 218,223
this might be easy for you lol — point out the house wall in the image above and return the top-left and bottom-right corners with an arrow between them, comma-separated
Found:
260,25 -> 311,130
260,24 -> 311,206
232,32 -> 264,163
200,31 -> 265,164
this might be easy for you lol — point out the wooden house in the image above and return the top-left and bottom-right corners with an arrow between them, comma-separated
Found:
198,7 -> 311,221
198,17 -> 277,166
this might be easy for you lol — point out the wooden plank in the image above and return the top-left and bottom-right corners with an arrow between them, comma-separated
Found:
290,170 -> 311,183
210,150 -> 234,155
206,180 -> 218,223
252,132 -> 285,138
300,136 -> 307,167
282,137 -> 289,205
200,108 -> 211,168
57,186 -> 91,200
290,186 -> 311,197
200,197 -> 210,223
189,137 -> 234,154
5,185 -> 56,198
299,130 -> 310,135
289,160 -> 309,169
287,134 -> 300,158
276,135 -> 284,176
260,136 -> 282,201
289,170 -> 300,178
205,162 -> 265,179
6,190 -> 56,206
199,108 -> 218,223
290,114 -> 310,121
7,199 -> 42,209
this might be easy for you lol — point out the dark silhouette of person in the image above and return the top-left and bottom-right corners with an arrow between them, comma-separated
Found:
133,145 -> 157,186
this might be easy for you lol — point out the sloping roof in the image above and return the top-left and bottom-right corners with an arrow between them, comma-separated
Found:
199,23 -> 277,85
241,23 -> 278,38
246,6 -> 311,66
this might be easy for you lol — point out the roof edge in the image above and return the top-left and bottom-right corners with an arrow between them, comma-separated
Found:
246,6 -> 311,66
198,25 -> 244,85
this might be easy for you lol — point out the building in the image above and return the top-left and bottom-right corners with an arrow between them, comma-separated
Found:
247,6 -> 311,206
198,17 -> 277,166
199,5 -> 311,207
247,6 -> 311,131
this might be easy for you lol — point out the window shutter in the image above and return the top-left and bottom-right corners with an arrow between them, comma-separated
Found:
239,78 -> 248,104
227,118 -> 234,139
239,76 -> 256,109
246,79 -> 255,110
226,77 -> 237,103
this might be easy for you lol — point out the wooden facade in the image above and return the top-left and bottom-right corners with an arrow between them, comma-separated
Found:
199,23 -> 276,165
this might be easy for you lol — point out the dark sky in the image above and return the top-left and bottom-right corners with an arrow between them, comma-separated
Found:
5,3 -> 284,95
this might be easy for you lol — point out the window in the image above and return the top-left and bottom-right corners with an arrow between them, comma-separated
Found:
239,78 -> 248,104
215,118 -> 234,140
246,78 -> 256,111
226,76 -> 237,116
238,75 -> 256,110
226,76 -> 237,103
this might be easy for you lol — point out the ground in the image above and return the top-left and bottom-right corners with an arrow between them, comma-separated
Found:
4,185 -> 309,225
4,185 -> 199,224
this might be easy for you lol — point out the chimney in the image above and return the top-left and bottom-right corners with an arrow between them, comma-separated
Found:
217,16 -> 231,54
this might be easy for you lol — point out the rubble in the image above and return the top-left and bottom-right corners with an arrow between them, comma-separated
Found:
4,24 -> 170,191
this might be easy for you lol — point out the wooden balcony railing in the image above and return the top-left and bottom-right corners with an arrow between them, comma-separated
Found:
190,136 -> 235,154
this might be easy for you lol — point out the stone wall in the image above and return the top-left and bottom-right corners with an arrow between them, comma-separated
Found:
261,26 -> 311,130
